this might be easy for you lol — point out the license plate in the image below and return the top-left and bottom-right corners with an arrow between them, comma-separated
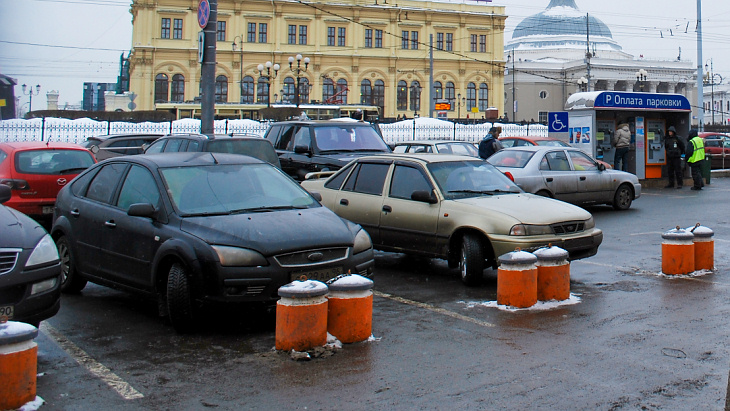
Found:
0,305 -> 14,320
290,266 -> 343,283
42,206 -> 54,214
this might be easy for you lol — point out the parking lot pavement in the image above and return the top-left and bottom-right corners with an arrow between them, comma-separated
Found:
30,178 -> 730,410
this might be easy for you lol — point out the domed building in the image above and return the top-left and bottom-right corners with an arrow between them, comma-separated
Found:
503,0 -> 697,125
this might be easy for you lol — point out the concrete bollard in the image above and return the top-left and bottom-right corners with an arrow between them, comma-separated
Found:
687,224 -> 714,271
534,246 -> 570,301
326,274 -> 374,344
661,227 -> 695,275
0,321 -> 39,410
497,249 -> 538,308
275,280 -> 329,352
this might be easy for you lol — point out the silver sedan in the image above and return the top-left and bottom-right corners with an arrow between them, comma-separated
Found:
488,146 -> 641,210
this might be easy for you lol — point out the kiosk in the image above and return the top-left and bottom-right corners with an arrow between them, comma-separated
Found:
565,91 -> 692,180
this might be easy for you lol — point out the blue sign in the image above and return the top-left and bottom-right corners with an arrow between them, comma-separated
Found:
594,92 -> 691,111
548,112 -> 569,133
198,0 -> 210,28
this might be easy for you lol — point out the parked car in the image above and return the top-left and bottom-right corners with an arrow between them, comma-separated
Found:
488,146 -> 641,210
701,132 -> 730,169
81,133 -> 164,161
301,154 -> 602,285
0,185 -> 62,326
51,152 -> 374,332
499,136 -> 613,169
0,142 -> 96,220
392,140 -> 479,157
144,133 -> 281,168
264,120 -> 391,180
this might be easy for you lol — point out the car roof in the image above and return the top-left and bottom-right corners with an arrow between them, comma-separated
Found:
346,153 -> 481,164
501,145 -> 577,153
88,133 -> 165,141
272,120 -> 374,127
500,136 -> 557,141
700,132 -> 728,138
104,152 -> 267,168
0,141 -> 89,151
394,140 -> 474,145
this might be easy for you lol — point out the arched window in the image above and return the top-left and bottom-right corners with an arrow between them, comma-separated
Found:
299,78 -> 310,104
322,78 -> 335,103
154,74 -> 169,103
409,81 -> 421,112
433,81 -> 443,101
466,82 -> 476,111
283,77 -> 295,103
478,83 -> 489,111
445,82 -> 455,111
360,79 -> 372,105
257,77 -> 269,104
242,76 -> 255,103
171,74 -> 185,102
337,79 -> 348,104
397,80 -> 408,110
374,79 -> 385,110
215,75 -> 228,103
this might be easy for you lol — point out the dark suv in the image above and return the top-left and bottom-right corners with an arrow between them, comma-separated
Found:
264,120 -> 391,180
82,134 -> 164,161
144,133 -> 281,168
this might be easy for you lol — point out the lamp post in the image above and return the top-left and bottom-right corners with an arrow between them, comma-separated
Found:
456,93 -> 466,121
704,59 -> 723,125
507,50 -> 516,122
257,61 -> 280,108
635,69 -> 648,92
232,36 -> 244,102
22,84 -> 41,114
577,77 -> 588,92
288,54 -> 310,107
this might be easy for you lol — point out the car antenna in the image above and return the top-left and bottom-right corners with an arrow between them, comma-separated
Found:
210,152 -> 219,164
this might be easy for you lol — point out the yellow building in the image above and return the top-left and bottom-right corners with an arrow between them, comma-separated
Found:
129,0 -> 506,120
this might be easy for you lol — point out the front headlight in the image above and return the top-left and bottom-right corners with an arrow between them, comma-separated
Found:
26,234 -> 60,268
211,245 -> 269,267
509,224 -> 553,236
353,229 -> 373,254
584,216 -> 595,229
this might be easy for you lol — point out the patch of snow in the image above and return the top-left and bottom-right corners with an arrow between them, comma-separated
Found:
328,274 -> 373,288
19,396 -> 44,411
658,270 -> 713,278
326,333 -> 343,349
367,334 -> 381,342
0,321 -> 36,338
460,293 -> 581,311
542,6 -> 584,18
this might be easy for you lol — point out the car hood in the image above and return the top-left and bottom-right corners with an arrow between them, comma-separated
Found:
315,151 -> 389,164
0,205 -> 47,249
450,193 -> 592,224
179,206 -> 358,254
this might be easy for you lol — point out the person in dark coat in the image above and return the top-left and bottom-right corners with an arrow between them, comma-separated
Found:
478,127 -> 503,160
663,126 -> 685,188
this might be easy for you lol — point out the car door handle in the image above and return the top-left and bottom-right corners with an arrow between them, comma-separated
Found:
580,176 -> 586,181
104,220 -> 117,228
382,205 -> 392,212
70,209 -> 80,217
546,177 -> 554,182
340,199 -> 349,206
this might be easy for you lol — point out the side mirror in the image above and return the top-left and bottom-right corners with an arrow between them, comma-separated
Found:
0,185 -> 10,203
597,163 -> 606,171
127,203 -> 157,218
89,145 -> 100,154
294,145 -> 311,155
309,191 -> 323,202
411,190 -> 438,204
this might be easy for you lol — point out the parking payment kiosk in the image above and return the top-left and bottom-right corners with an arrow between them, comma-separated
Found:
565,91 -> 691,180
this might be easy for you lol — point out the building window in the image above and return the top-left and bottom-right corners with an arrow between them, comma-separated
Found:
161,18 -> 171,39
402,31 -> 409,49
361,79 -> 373,105
248,23 -> 256,42
397,80 -> 408,110
328,27 -> 335,46
410,31 -> 418,49
437,33 -> 444,50
257,77 -> 269,104
538,111 -> 549,124
215,75 -> 228,103
466,82 -> 476,111
374,79 -> 385,110
283,77 -> 295,103
173,19 -> 183,39
479,35 -> 486,53
470,35 -> 477,52
299,78 -> 310,104
539,90 -> 549,99
445,82 -> 455,110
154,74 -> 168,102
338,27 -> 346,47
478,83 -> 489,111
365,29 -> 373,48
323,78 -> 335,102
259,23 -> 267,43
337,79 -> 348,103
446,33 -> 453,51
171,74 -> 185,102
299,25 -> 308,45
242,76 -> 255,103
375,30 -> 383,48
288,25 -> 296,44
217,21 -> 226,41
434,81 -> 443,101
409,81 -> 421,112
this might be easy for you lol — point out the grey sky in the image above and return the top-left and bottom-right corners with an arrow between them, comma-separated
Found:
1,0 -> 728,111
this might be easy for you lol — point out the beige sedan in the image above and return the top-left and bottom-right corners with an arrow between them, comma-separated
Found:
301,154 -> 603,285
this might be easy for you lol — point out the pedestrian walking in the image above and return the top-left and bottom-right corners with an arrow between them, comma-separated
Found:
685,129 -> 706,190
478,126 -> 503,160
663,126 -> 685,188
612,122 -> 631,172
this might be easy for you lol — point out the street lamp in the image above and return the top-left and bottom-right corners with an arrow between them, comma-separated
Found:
456,93 -> 466,121
257,61 -> 280,108
22,84 -> 41,114
577,77 -> 588,92
232,36 -> 244,102
704,59 -> 723,125
288,54 -> 310,107
507,50 -> 516,122
635,69 -> 648,92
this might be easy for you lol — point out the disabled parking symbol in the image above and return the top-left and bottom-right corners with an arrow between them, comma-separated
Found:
549,112 -> 569,133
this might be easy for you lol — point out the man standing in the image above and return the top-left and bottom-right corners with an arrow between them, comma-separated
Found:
686,130 -> 706,190
478,127 -> 503,160
663,126 -> 685,189
612,123 -> 631,172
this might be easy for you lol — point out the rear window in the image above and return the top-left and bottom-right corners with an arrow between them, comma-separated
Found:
0,150 -> 7,166
487,150 -> 534,168
206,139 -> 280,167
15,149 -> 96,175
313,125 -> 390,152
535,140 -> 570,147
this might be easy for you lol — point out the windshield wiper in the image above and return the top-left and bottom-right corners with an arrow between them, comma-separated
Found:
230,205 -> 308,214
486,189 -> 521,194
448,190 -> 494,196
57,167 -> 87,174
182,210 -> 232,217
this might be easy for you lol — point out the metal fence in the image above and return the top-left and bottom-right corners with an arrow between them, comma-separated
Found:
0,118 -> 548,145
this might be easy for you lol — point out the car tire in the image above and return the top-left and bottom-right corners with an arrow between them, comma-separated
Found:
460,233 -> 484,286
167,263 -> 195,333
536,190 -> 552,198
56,236 -> 87,293
612,184 -> 633,210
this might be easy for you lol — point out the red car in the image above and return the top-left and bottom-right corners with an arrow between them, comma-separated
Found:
700,132 -> 730,169
499,136 -> 613,169
0,142 -> 96,219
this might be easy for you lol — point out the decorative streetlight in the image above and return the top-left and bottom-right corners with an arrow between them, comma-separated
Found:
232,36 -> 244,102
456,93 -> 466,121
288,54 -> 310,107
577,77 -> 588,92
257,61 -> 280,108
635,69 -> 648,92
704,59 -> 723,125
22,84 -> 41,114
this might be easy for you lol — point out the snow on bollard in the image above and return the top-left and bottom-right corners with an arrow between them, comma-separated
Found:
0,320 -> 38,410
661,227 -> 695,275
326,274 -> 374,344
275,280 -> 329,352
686,224 -> 714,271
497,249 -> 538,308
533,246 -> 570,302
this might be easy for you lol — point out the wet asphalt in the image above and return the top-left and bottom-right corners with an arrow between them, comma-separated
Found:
30,177 -> 730,410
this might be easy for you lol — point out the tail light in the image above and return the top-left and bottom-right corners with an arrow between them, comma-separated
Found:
0,179 -> 29,190
503,171 -> 515,182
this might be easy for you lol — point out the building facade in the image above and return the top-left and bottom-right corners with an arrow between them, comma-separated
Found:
128,0 -> 506,120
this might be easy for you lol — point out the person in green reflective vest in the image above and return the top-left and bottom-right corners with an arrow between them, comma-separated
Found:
685,130 -> 706,191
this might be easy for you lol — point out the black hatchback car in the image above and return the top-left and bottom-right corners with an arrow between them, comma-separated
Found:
51,153 -> 374,332
144,133 -> 281,168
0,185 -> 62,326
264,120 -> 391,180
81,133 -> 164,161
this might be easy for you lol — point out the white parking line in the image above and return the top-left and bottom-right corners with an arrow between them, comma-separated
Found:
40,323 -> 144,400
373,290 -> 495,328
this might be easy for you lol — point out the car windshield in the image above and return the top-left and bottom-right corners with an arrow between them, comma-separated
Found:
428,160 -> 522,199
535,140 -> 570,147
161,163 -> 318,216
206,139 -> 280,167
313,126 -> 390,152
15,149 -> 96,175
487,150 -> 535,168
435,143 -> 478,156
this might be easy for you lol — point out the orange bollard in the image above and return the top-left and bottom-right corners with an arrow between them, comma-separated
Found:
687,224 -> 714,271
661,227 -> 695,275
275,280 -> 329,352
534,246 -> 570,301
0,321 -> 38,410
497,250 -> 538,308
327,274 -> 374,344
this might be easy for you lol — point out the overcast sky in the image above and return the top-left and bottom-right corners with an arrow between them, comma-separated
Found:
1,0 -> 729,111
